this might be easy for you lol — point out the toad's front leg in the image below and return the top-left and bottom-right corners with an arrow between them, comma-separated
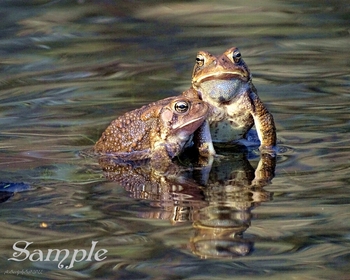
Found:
193,120 -> 216,157
249,92 -> 276,152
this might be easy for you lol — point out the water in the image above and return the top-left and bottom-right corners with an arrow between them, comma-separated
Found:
0,0 -> 349,279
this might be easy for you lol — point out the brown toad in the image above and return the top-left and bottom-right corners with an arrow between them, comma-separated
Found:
94,91 -> 209,163
189,47 -> 276,153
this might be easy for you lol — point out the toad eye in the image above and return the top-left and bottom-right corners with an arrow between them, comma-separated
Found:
174,101 -> 190,113
232,49 -> 241,63
196,54 -> 205,67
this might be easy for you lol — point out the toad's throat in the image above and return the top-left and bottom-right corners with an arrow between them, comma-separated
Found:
194,79 -> 248,103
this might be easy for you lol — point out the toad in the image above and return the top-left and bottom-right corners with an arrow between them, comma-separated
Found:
94,91 -> 209,164
189,47 -> 276,153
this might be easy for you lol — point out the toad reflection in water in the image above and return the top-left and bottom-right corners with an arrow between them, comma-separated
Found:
98,151 -> 275,259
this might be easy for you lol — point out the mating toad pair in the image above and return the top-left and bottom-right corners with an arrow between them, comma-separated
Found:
94,47 -> 276,164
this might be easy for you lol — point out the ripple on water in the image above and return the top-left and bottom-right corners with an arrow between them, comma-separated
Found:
0,0 -> 349,279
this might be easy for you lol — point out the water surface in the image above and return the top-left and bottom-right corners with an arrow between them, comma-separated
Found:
0,1 -> 349,279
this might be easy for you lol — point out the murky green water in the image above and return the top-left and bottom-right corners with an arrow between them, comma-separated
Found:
0,0 -> 349,279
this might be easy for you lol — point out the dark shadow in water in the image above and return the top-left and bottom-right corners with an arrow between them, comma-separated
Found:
0,182 -> 32,203
98,149 -> 276,259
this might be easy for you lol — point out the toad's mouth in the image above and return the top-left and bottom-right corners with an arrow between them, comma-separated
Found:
173,115 -> 206,130
193,71 -> 248,85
